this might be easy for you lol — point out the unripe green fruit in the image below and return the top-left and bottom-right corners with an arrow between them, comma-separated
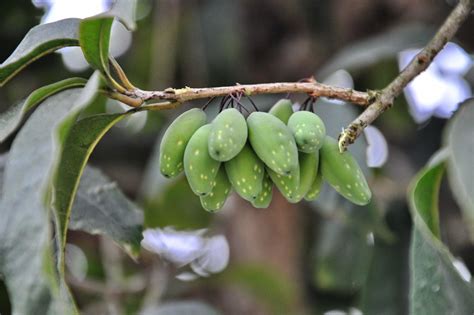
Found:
160,108 -> 207,178
200,167 -> 232,212
247,112 -> 298,175
184,124 -> 221,196
267,166 -> 300,203
269,99 -> 294,124
291,152 -> 319,202
225,143 -> 265,201
208,108 -> 248,161
287,111 -> 326,153
252,173 -> 273,208
305,170 -> 323,201
320,136 -> 371,205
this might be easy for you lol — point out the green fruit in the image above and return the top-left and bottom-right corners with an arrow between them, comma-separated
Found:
208,108 -> 248,161
320,136 -> 371,205
287,111 -> 326,153
305,170 -> 323,201
184,124 -> 221,196
225,143 -> 265,201
200,167 -> 232,212
252,173 -> 273,208
160,108 -> 207,178
292,152 -> 319,202
247,112 -> 298,175
269,99 -> 293,124
267,166 -> 300,203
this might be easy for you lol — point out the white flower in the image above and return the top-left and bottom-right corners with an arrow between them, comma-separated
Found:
398,42 -> 473,123
141,227 -> 230,280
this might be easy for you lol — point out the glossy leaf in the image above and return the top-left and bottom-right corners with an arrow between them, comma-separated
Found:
69,166 -> 143,257
444,99 -> 474,239
54,112 -> 135,261
79,17 -> 114,72
0,18 -> 80,86
0,77 -> 87,143
409,159 -> 474,315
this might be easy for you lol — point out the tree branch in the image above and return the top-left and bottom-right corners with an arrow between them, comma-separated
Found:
124,80 -> 372,108
337,0 -> 474,152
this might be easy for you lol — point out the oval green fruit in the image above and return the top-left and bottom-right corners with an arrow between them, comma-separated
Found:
247,112 -> 298,175
160,108 -> 207,178
200,167 -> 232,212
305,170 -> 323,201
287,111 -> 326,153
184,124 -> 221,196
269,99 -> 294,124
291,152 -> 319,202
320,136 -> 371,205
252,173 -> 273,208
208,108 -> 248,161
267,166 -> 300,203
225,143 -> 265,201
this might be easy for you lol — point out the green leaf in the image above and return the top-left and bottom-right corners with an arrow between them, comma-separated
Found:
79,0 -> 137,73
69,166 -> 143,257
0,18 -> 80,86
409,158 -> 474,315
79,17 -> 114,73
444,99 -> 474,239
54,112 -> 141,263
0,74 -> 101,314
141,301 -> 221,315
0,77 -> 87,143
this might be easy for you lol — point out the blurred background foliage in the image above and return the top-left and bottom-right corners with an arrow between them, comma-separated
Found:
1,0 -> 474,314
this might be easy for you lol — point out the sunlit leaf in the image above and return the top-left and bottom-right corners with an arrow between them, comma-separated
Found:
0,18 -> 80,86
444,98 -> 474,239
409,157 -> 474,315
0,77 -> 87,143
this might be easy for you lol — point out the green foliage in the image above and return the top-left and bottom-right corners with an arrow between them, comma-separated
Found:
0,77 -> 87,142
0,18 -> 80,86
79,17 -> 114,73
444,99 -> 474,239
408,157 -> 474,315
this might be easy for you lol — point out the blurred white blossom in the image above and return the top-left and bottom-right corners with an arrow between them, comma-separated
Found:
323,69 -> 354,105
398,42 -> 473,123
32,0 -> 132,72
141,227 -> 230,281
453,258 -> 472,282
364,125 -> 388,168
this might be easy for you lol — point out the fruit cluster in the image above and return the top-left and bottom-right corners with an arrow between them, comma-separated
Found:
159,99 -> 371,212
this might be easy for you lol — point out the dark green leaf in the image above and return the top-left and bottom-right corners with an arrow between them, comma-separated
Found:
54,112 -> 141,261
444,99 -> 474,239
0,74 -> 101,314
79,17 -> 114,73
0,77 -> 87,143
141,301 -> 221,315
409,158 -> 474,315
0,18 -> 80,86
69,166 -> 143,257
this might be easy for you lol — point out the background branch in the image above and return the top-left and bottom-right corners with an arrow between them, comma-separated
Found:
337,0 -> 474,152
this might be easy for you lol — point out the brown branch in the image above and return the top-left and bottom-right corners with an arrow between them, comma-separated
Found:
337,0 -> 474,152
126,81 -> 372,108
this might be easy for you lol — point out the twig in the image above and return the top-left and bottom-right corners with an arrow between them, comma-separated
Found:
127,81 -> 371,106
337,0 -> 474,152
